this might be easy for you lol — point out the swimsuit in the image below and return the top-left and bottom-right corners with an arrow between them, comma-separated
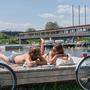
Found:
8,53 -> 23,64
8,54 -> 17,64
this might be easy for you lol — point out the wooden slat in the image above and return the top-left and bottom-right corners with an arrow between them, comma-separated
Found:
0,65 -> 84,86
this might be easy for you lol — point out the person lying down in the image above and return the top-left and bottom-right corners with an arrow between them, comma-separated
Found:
0,48 -> 47,67
44,43 -> 75,65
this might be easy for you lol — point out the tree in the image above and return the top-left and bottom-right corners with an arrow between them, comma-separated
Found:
27,38 -> 40,44
45,21 -> 59,30
0,32 -> 7,39
9,36 -> 19,44
26,28 -> 36,32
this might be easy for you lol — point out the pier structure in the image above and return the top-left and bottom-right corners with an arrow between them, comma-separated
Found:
0,56 -> 85,88
0,64 -> 80,86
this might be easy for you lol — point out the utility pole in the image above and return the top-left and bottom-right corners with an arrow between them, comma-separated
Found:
84,5 -> 86,25
78,5 -> 80,25
72,5 -> 74,26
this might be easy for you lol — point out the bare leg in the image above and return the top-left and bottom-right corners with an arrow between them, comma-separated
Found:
0,53 -> 9,64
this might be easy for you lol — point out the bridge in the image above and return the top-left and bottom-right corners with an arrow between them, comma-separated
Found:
19,24 -> 90,42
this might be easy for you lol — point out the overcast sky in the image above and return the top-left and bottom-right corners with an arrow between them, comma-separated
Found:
0,0 -> 90,31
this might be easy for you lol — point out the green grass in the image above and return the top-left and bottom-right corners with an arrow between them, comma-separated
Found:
15,81 -> 82,90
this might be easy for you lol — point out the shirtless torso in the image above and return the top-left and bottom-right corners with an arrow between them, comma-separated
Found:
14,53 -> 30,64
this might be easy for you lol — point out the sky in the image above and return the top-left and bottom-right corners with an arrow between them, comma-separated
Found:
0,0 -> 90,31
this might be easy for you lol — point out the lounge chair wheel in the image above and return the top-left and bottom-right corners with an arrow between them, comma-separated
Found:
0,62 -> 17,90
76,56 -> 90,90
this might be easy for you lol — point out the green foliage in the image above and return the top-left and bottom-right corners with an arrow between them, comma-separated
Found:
0,33 -> 19,44
78,37 -> 90,42
0,32 -> 7,39
45,21 -> 59,30
0,33 -> 8,44
17,81 -> 81,90
9,36 -> 19,44
26,28 -> 36,32
27,38 -> 40,44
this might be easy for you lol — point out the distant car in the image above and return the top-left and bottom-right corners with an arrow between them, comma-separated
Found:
55,40 -> 64,44
80,51 -> 90,58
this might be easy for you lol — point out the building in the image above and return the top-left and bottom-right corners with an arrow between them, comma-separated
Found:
19,24 -> 90,43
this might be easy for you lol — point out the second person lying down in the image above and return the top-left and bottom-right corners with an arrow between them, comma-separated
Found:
44,43 -> 74,65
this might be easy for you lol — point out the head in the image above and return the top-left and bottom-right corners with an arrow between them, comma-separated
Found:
51,44 -> 64,55
29,47 -> 41,61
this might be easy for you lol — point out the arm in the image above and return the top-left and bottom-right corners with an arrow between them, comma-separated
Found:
48,55 -> 57,64
25,54 -> 36,67
25,59 -> 36,67
36,55 -> 47,65
48,53 -> 63,64
40,38 -> 45,55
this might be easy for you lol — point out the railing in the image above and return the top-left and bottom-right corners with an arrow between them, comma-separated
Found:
20,31 -> 90,39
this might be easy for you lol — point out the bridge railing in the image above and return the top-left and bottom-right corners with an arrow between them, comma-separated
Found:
20,31 -> 90,39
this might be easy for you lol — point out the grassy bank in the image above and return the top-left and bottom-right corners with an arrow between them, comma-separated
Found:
3,81 -> 82,90
27,81 -> 82,90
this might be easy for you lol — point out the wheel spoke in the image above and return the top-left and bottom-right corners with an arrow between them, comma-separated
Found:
0,63 -> 17,90
76,56 -> 90,90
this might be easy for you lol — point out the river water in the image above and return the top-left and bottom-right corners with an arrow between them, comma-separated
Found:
45,47 -> 90,57
65,47 -> 90,57
1,45 -> 90,58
